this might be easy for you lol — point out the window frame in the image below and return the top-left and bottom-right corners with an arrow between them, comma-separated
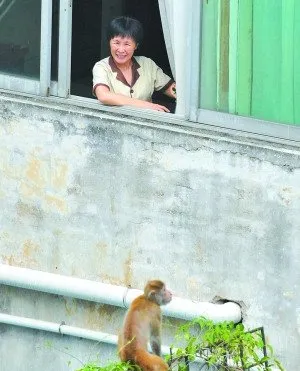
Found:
0,0 -> 52,96
187,0 -> 202,122
40,0 -> 53,96
56,0 -> 72,98
194,0 -> 300,142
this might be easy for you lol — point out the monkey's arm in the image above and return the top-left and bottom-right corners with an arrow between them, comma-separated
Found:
150,339 -> 161,356
150,323 -> 162,356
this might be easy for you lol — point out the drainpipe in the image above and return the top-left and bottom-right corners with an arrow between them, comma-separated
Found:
0,265 -> 242,323
0,313 -> 173,356
0,313 -> 117,345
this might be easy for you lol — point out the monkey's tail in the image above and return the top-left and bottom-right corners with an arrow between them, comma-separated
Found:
134,349 -> 169,371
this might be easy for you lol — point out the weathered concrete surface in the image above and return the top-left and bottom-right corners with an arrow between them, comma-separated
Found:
0,92 -> 299,370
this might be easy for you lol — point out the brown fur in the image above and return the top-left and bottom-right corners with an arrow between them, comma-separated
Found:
118,280 -> 172,371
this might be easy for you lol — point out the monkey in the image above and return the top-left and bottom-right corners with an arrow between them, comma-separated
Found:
118,280 -> 172,371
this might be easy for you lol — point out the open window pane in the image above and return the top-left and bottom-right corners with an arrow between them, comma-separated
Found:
0,0 -> 41,79
200,0 -> 300,126
70,0 -> 174,111
71,0 -> 104,98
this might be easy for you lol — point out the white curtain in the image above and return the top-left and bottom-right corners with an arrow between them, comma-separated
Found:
158,0 -> 192,116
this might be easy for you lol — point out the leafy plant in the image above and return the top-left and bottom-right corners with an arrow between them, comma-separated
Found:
166,317 -> 285,371
76,361 -> 140,371
75,318 -> 284,371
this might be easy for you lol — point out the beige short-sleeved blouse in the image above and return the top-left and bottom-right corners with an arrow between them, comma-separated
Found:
92,56 -> 173,102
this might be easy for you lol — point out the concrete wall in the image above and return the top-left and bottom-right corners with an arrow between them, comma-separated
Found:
0,92 -> 299,370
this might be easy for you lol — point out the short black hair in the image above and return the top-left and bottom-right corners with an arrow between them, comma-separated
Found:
107,16 -> 144,45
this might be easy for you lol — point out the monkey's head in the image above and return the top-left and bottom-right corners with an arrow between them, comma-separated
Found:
144,280 -> 172,306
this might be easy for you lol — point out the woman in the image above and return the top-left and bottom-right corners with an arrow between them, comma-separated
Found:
92,16 -> 176,112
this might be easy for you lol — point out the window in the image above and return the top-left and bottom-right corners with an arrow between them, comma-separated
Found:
70,0 -> 175,112
0,0 -> 300,142
0,0 -> 41,79
199,0 -> 300,127
0,0 -> 52,96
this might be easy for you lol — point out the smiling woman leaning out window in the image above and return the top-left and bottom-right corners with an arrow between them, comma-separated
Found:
92,16 -> 176,112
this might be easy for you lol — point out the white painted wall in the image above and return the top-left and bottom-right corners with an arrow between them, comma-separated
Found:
0,92 -> 299,370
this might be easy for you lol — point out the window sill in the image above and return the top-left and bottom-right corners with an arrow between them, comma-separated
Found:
1,88 -> 300,150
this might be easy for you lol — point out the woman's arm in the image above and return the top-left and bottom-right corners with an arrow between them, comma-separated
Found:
95,85 -> 170,112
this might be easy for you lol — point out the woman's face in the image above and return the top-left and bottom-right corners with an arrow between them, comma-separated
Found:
110,36 -> 137,66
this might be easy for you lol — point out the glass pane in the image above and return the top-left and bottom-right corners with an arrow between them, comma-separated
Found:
0,0 -> 41,79
200,0 -> 300,126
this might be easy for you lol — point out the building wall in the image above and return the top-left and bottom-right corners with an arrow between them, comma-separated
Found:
0,92 -> 299,370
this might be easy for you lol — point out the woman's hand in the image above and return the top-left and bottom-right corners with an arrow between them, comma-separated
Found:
164,82 -> 176,99
145,102 -> 170,112
95,85 -> 170,112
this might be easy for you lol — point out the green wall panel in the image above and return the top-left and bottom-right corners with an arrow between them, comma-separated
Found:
251,0 -> 282,123
280,1 -> 295,123
294,0 -> 300,124
200,0 -> 218,110
235,0 -> 252,117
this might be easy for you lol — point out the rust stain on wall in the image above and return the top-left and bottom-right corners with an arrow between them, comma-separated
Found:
98,274 -> 123,286
84,302 -> 99,329
20,182 -> 42,198
2,255 -> 20,266
64,298 -> 78,316
20,185 -> 67,214
98,303 -> 119,318
52,160 -> 68,189
17,153 -> 69,215
83,301 -> 121,331
26,155 -> 45,187
45,194 -> 67,213
96,242 -> 108,257
22,239 -> 40,257
1,252 -> 37,268
124,251 -> 133,286
1,239 -> 39,268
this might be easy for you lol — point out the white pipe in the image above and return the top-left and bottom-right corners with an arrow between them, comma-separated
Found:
0,313 -> 171,356
0,313 -> 117,345
0,265 -> 242,323
2,314 -> 280,370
